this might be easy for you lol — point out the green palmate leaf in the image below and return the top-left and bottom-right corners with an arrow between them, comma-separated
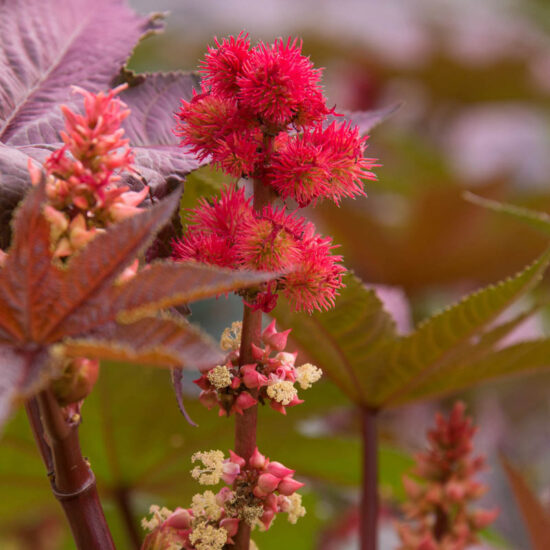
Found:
274,250 -> 550,409
273,273 -> 397,404
405,337 -> 550,403
61,314 -> 222,370
464,192 -> 550,236
377,247 -> 550,407
501,456 -> 550,550
386,306 -> 542,406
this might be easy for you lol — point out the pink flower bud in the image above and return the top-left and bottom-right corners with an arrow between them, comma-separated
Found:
277,476 -> 304,495
164,508 -> 193,529
231,376 -> 241,389
241,364 -> 268,389
222,461 -> 241,485
249,447 -> 267,470
266,461 -> 294,478
257,473 -> 280,494
445,480 -> 466,501
194,375 -> 210,391
286,394 -> 304,408
265,492 -> 279,512
220,517 -> 240,538
251,343 -> 265,361
260,508 -> 275,530
228,449 -> 246,468
261,320 -> 291,351
268,399 -> 287,415
232,391 -> 257,415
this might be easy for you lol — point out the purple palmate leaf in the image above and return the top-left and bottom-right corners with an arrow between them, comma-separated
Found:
0,144 -> 42,248
0,0 -> 163,145
119,72 -> 205,192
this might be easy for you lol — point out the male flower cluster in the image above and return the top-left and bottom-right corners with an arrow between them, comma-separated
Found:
195,320 -> 322,415
172,186 -> 345,312
141,449 -> 306,550
173,33 -> 376,313
396,402 -> 498,550
40,85 -> 148,258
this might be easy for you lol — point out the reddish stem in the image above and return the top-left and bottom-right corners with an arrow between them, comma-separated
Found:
360,406 -> 378,550
26,387 -> 115,550
232,176 -> 274,550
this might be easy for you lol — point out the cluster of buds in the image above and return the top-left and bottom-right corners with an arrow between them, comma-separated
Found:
195,320 -> 322,416
141,448 -> 306,550
37,84 -> 148,258
396,402 -> 498,550
30,86 -> 146,406
173,33 -> 377,313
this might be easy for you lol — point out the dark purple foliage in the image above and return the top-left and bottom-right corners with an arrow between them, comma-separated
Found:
0,0 -> 204,247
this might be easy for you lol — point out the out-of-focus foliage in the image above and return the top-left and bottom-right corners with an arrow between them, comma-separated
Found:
0,361 -> 412,550
273,258 -> 550,409
0,0 -> 204,248
501,456 -> 550,550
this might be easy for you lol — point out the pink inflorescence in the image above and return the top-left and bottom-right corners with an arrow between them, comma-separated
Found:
173,33 -> 377,313
396,402 -> 498,550
141,448 -> 305,550
196,320 -> 322,416
39,85 -> 148,258
44,85 -> 144,214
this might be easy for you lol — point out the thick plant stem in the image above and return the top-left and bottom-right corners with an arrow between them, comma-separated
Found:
360,406 -> 378,550
232,177 -> 274,550
232,304 -> 261,550
26,388 -> 115,550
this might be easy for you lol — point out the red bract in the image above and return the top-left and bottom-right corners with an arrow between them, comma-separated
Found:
173,186 -> 346,312
268,121 -> 377,206
200,32 -> 252,98
283,228 -> 345,313
200,32 -> 250,98
175,91 -> 241,162
237,38 -> 329,130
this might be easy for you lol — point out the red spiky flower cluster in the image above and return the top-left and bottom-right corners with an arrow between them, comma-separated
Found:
173,33 -> 376,313
396,402 -> 498,550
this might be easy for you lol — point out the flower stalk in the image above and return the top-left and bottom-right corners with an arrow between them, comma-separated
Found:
360,406 -> 379,550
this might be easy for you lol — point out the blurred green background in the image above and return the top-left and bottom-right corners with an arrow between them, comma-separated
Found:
2,0 -> 550,548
